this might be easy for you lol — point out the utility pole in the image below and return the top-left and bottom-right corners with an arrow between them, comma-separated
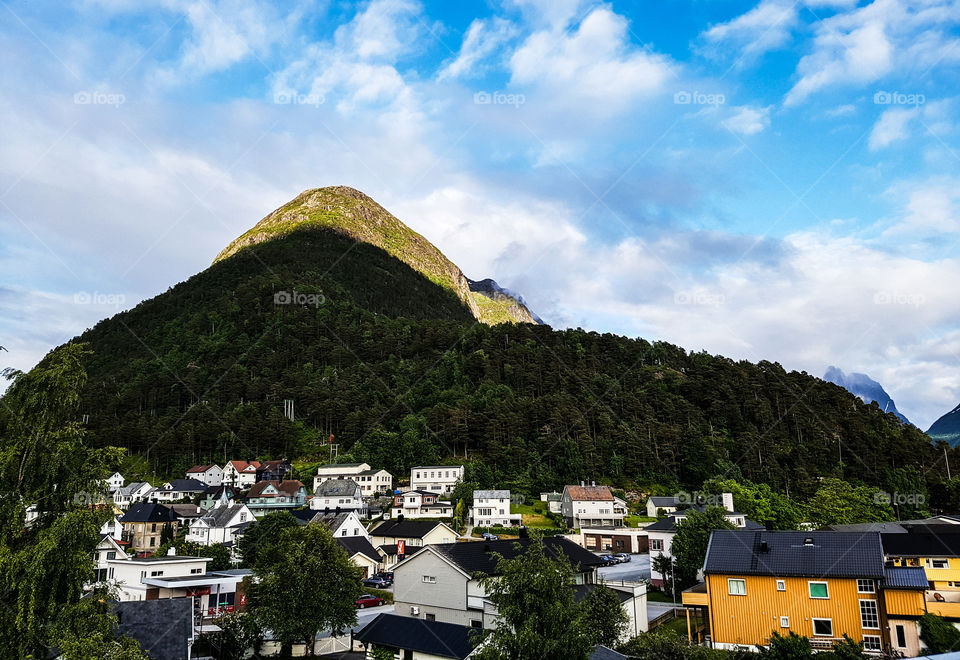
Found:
946,446 -> 952,480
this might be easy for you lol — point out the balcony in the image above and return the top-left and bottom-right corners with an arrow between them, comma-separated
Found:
681,583 -> 709,607
927,591 -> 960,618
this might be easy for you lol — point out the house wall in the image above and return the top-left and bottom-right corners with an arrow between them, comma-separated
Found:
122,520 -> 179,552
583,530 -> 647,553
705,574 -> 886,649
410,467 -> 463,494
393,551 -> 473,625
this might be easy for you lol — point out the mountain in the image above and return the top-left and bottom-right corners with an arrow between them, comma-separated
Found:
215,186 -> 538,325
10,187 -> 939,495
823,366 -> 910,425
928,404 -> 960,446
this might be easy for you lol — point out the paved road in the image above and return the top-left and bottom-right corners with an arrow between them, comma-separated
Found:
596,553 -> 650,583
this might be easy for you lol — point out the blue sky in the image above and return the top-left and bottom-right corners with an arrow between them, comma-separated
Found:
1,0 -> 959,428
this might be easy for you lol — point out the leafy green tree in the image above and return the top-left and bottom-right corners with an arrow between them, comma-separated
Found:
155,539 -> 232,570
0,344 -> 129,657
52,585 -> 148,660
474,537 -> 594,660
701,477 -> 801,530
672,508 -> 736,590
209,611 -> 263,660
618,629 -> 751,659
758,631 -> 813,658
159,521 -> 174,546
919,613 -> 960,653
237,510 -> 299,569
246,523 -> 362,656
370,646 -> 396,660
578,585 -> 629,648
651,553 -> 680,601
803,479 -> 894,529
830,635 -> 868,659
454,498 -> 467,533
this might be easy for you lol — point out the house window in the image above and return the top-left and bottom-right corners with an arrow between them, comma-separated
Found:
863,635 -> 881,651
928,558 -> 949,569
425,613 -> 435,621
895,624 -> 907,648
808,581 -> 829,599
190,568 -> 202,574
776,580 -> 785,591
422,576 -> 437,584
780,616 -> 789,628
149,537 -> 155,547
728,579 -> 746,596
812,619 -> 833,637
471,620 -> 482,628
150,570 -> 163,577
650,539 -> 664,552
107,551 -> 117,560
859,600 -> 879,629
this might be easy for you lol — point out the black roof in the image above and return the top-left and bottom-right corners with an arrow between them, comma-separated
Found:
645,514 -> 763,533
883,567 -> 929,590
704,530 -> 885,579
428,537 -> 603,576
355,613 -> 474,659
591,645 -> 629,660
164,478 -> 208,492
572,584 -> 632,604
115,598 -> 192,660
882,532 -> 960,557
371,520 -> 450,539
338,536 -> 382,562
120,502 -> 177,524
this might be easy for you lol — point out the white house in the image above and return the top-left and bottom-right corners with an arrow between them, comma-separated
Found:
646,495 -> 681,518
469,490 -> 522,528
392,490 -> 454,519
113,482 -> 153,509
106,472 -> 125,493
313,462 -> 393,496
560,484 -> 627,529
310,479 -> 365,512
91,535 -> 130,585
185,500 -> 254,547
146,479 -> 208,503
100,514 -> 124,541
185,464 -> 223,487
221,460 -> 260,488
410,465 -> 464,494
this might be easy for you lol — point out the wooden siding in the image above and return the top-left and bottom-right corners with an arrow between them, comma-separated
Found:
706,574 -> 883,647
884,590 -> 926,617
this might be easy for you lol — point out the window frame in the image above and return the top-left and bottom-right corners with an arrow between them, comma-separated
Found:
779,616 -> 789,628
727,578 -> 747,596
808,581 -> 829,599
863,635 -> 882,652
859,599 -> 880,630
776,579 -> 786,591
812,618 -> 833,637
857,579 -> 875,593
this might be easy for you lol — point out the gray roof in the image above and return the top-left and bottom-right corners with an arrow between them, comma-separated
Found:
115,598 -> 192,660
591,645 -> 629,660
117,481 -> 151,497
338,535 -> 382,563
120,502 -> 177,524
883,567 -> 929,590
645,513 -> 762,533
371,520 -> 451,539
199,504 -> 248,528
162,478 -> 208,492
704,530 -> 886,579
649,496 -> 679,506
428,537 -> 603,575
314,478 -> 362,497
473,490 -> 509,499
355,613 -> 474,659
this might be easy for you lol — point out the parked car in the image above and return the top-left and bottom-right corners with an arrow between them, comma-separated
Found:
599,554 -> 618,566
363,576 -> 390,588
375,571 -> 394,582
482,532 -> 500,541
356,594 -> 385,609
614,553 -> 631,563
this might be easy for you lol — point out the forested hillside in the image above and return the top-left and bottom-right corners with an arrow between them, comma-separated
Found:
46,223 -> 942,500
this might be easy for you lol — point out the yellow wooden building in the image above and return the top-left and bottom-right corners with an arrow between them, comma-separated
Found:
683,531 -> 929,656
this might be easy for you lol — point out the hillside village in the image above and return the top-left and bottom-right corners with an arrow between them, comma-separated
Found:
66,457 -> 960,659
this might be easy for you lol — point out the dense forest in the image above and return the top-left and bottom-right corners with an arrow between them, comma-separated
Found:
23,226 -> 948,501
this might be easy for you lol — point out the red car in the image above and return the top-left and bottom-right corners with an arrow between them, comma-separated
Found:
356,594 -> 384,609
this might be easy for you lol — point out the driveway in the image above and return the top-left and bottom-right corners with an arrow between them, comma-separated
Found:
596,553 -> 650,583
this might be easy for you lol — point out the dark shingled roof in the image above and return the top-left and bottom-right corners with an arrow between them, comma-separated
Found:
371,520 -> 451,539
883,567 -> 929,590
649,496 -> 679,507
120,502 -> 177,524
645,513 -> 762,533
704,530 -> 886,578
355,613 -> 474,659
163,478 -> 208,492
590,645 -> 629,660
338,536 -> 382,562
573,584 -> 632,604
427,537 -> 603,575
882,532 -> 960,557
115,598 -> 192,660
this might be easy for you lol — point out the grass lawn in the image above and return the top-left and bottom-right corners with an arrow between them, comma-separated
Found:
624,514 -> 657,527
647,591 -> 677,603
654,616 -> 690,636
511,502 -> 555,528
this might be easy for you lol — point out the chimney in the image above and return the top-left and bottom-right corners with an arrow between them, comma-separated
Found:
398,514 -> 405,522
722,493 -> 734,513
580,480 -> 585,487
591,480 -> 596,487
759,540 -> 769,553
804,537 -> 814,547
167,547 -> 176,556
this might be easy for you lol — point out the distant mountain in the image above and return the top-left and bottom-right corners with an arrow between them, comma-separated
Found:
824,366 -> 910,425
928,404 -> 960,446
467,277 -> 542,325
215,186 -> 539,325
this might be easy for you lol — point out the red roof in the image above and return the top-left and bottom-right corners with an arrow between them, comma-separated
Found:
187,464 -> 217,473
228,460 -> 261,473
565,485 -> 614,501
247,480 -> 305,498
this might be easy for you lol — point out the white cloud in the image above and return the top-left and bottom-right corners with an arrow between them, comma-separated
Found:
869,106 -> 916,149
509,7 -> 673,111
701,0 -> 799,62
438,17 -> 517,80
882,177 -> 960,236
723,105 -> 772,135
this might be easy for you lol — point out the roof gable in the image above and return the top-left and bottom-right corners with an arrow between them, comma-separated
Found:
564,485 -> 614,501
